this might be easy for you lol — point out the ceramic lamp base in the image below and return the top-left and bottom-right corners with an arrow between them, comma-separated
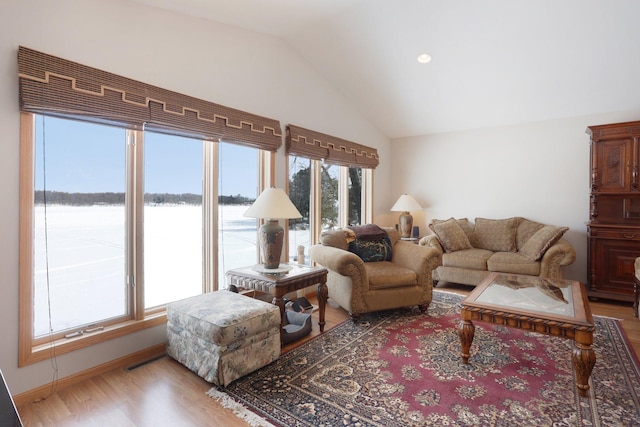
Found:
398,211 -> 413,238
259,219 -> 284,269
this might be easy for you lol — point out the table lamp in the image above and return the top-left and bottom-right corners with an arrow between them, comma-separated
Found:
244,188 -> 302,270
391,194 -> 422,238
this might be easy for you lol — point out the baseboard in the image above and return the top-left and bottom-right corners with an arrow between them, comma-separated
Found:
13,343 -> 166,407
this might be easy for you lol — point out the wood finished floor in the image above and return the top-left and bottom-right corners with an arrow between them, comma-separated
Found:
16,284 -> 640,427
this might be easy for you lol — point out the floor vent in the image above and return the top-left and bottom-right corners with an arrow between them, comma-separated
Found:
126,354 -> 166,371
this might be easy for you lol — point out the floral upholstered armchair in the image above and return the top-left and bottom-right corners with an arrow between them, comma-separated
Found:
309,224 -> 442,321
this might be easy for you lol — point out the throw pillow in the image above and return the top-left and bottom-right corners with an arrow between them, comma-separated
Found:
472,217 -> 519,252
319,230 -> 348,251
430,218 -> 474,241
431,218 -> 473,252
519,225 -> 569,261
348,236 -> 393,262
516,218 -> 545,250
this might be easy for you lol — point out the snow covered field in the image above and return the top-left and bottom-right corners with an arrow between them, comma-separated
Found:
33,204 -> 311,336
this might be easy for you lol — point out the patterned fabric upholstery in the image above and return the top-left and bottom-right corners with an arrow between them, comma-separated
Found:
442,248 -> 494,270
430,218 -> 472,252
167,291 -> 281,386
516,218 -> 545,250
420,217 -> 576,287
365,261 -> 418,289
319,229 -> 349,251
309,225 -> 441,318
472,217 -> 518,252
348,236 -> 393,262
487,252 -> 541,276
430,217 -> 474,241
519,225 -> 569,261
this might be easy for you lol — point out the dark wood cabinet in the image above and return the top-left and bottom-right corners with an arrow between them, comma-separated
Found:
587,121 -> 640,302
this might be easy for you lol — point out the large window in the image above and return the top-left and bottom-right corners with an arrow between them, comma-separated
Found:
217,143 -> 259,287
288,156 -> 313,263
287,156 -> 372,262
348,167 -> 363,225
285,124 -> 377,258
20,114 -> 262,365
33,116 -> 127,338
320,164 -> 340,230
143,132 -> 204,309
18,47 -> 282,365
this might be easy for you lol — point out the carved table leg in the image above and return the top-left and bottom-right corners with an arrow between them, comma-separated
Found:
458,309 -> 475,364
272,295 -> 287,343
573,332 -> 596,398
317,280 -> 328,332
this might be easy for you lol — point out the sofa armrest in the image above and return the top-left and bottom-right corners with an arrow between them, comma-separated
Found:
539,238 -> 576,279
309,244 -> 368,281
391,241 -> 442,284
418,234 -> 443,253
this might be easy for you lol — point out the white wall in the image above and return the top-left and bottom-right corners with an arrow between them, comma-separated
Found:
0,0 -> 390,394
390,111 -> 640,284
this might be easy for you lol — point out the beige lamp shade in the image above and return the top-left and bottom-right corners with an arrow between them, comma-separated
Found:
244,187 -> 302,220
390,194 -> 422,213
244,188 -> 302,269
390,194 -> 422,238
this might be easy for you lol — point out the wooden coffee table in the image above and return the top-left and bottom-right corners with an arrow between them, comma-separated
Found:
225,264 -> 328,343
458,272 -> 596,397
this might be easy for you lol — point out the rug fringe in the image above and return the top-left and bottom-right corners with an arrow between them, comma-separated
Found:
207,388 -> 277,427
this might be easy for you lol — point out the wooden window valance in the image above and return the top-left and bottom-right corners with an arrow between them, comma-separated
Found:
286,124 -> 379,169
17,46 -> 282,151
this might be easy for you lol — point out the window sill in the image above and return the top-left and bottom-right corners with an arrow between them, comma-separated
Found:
19,312 -> 167,367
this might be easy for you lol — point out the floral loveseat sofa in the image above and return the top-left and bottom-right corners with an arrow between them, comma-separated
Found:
419,217 -> 576,287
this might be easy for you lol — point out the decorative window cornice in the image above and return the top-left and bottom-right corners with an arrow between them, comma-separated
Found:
286,124 -> 379,169
18,46 -> 282,151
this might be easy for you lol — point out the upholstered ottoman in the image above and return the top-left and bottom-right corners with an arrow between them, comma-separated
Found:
166,290 -> 281,386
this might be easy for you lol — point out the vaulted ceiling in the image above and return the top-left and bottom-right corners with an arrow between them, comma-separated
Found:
129,0 -> 640,138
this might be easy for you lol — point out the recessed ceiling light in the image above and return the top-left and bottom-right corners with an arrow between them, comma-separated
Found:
417,54 -> 432,64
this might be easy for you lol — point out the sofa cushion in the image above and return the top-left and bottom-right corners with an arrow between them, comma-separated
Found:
430,218 -> 473,252
442,248 -> 494,270
364,261 -> 417,289
519,225 -> 569,261
472,217 -> 518,252
348,236 -> 393,262
487,252 -> 540,276
431,218 -> 474,241
516,218 -> 546,250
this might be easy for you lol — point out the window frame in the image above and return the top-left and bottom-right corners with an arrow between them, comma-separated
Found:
286,155 -> 373,250
18,113 -> 268,366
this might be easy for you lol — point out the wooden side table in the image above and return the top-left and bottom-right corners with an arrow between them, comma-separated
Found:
225,264 -> 328,343
400,237 -> 420,245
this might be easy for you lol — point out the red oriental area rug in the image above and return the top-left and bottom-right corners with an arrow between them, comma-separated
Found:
208,291 -> 640,427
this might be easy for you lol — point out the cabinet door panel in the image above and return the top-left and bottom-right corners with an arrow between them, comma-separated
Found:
591,238 -> 639,296
589,195 -> 640,224
595,139 -> 632,192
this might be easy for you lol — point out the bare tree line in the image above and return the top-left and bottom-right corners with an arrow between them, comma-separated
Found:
34,191 -> 253,206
